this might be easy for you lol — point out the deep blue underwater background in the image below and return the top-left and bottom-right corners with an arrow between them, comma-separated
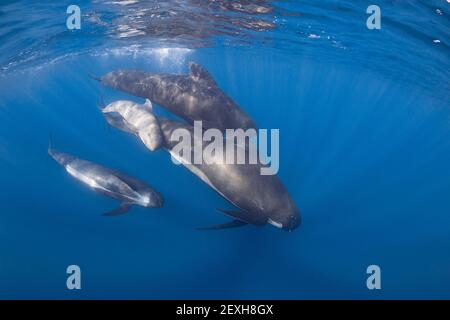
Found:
0,0 -> 449,299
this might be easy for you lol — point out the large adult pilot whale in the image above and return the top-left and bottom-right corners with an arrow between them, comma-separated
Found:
49,146 -> 163,216
101,99 -> 300,231
97,62 -> 256,132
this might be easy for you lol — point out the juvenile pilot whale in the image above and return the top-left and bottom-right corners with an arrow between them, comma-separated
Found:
101,100 -> 300,231
98,62 -> 256,132
102,99 -> 164,151
49,146 -> 163,215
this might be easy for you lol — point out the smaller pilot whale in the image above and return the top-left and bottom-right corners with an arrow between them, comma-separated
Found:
102,99 -> 164,151
49,146 -> 163,215
97,62 -> 256,132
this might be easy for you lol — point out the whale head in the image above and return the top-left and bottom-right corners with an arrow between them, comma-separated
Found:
267,201 -> 301,232
139,188 -> 164,208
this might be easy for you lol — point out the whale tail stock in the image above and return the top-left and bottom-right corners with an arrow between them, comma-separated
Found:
48,132 -> 53,154
47,136 -> 73,167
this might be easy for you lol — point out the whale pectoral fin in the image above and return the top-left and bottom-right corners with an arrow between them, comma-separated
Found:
188,62 -> 216,86
216,208 -> 266,226
196,219 -> 247,231
104,112 -> 137,135
102,203 -> 132,216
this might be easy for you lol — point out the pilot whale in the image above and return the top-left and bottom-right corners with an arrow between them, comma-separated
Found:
98,62 -> 256,132
102,99 -> 164,151
49,146 -> 163,215
101,100 -> 300,231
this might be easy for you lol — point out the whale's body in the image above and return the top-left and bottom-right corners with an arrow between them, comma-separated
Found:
49,148 -> 163,215
160,118 -> 300,231
103,99 -> 164,151
101,100 -> 300,230
99,62 -> 256,132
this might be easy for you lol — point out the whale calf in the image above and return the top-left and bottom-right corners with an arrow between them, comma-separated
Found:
98,62 -> 256,132
102,99 -> 164,151
49,146 -> 163,215
101,100 -> 300,231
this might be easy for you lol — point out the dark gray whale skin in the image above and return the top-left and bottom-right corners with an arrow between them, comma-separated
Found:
49,147 -> 163,215
158,117 -> 300,231
99,62 -> 256,132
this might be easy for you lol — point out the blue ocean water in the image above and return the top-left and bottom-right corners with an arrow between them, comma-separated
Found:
0,0 -> 449,299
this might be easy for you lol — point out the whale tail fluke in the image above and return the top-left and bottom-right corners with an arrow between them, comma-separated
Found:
48,132 -> 55,156
47,134 -> 64,165
96,94 -> 107,111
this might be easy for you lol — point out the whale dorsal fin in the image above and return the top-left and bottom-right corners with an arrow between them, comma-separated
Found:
188,62 -> 216,86
143,99 -> 153,111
